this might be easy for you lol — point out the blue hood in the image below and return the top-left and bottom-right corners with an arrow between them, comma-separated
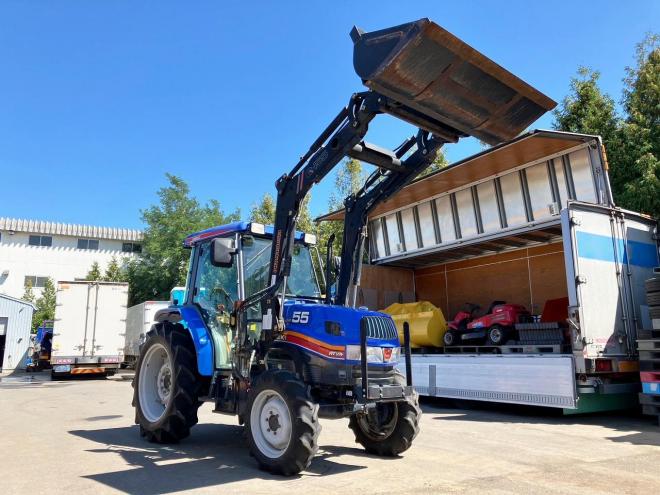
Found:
282,300 -> 399,349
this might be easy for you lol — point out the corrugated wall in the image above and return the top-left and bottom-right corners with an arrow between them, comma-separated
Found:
0,296 -> 34,371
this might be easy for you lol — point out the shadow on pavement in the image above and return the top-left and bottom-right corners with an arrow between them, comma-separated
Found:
70,423 -> 366,493
0,370 -> 74,388
421,397 -> 660,447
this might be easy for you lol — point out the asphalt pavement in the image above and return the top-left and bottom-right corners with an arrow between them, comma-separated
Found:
1,371 -> 659,494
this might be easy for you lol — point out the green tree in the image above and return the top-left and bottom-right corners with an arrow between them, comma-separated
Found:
319,159 -> 364,253
22,280 -> 35,304
250,192 -> 276,224
127,173 -> 240,305
85,261 -> 102,281
296,195 -> 316,235
418,149 -> 449,178
617,34 -> 660,217
552,66 -> 620,151
104,256 -> 127,282
329,158 -> 365,209
32,278 -> 56,331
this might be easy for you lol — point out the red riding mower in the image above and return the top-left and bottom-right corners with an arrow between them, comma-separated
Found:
444,301 -> 533,346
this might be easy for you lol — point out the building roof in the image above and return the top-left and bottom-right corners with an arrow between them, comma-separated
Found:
0,293 -> 37,310
0,217 -> 143,242
318,129 -> 601,221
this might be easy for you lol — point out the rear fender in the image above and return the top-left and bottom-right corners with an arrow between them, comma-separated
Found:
155,305 -> 214,376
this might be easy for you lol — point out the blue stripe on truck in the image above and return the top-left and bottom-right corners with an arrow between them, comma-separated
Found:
576,231 -> 658,268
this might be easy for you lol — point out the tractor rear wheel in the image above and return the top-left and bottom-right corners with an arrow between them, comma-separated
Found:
133,321 -> 202,443
245,370 -> 320,476
349,373 -> 421,456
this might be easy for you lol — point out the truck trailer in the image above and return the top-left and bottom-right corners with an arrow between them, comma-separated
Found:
329,130 -> 660,413
123,300 -> 169,367
51,281 -> 128,378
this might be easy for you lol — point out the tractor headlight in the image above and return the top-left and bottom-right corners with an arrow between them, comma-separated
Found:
345,345 -> 400,363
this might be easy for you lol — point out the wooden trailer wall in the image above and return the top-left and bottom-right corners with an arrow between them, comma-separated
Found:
356,265 -> 415,310
358,243 -> 568,319
414,243 -> 567,318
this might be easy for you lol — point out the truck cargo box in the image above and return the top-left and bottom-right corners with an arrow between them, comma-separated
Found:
352,131 -> 659,412
51,281 -> 128,378
123,300 -> 169,365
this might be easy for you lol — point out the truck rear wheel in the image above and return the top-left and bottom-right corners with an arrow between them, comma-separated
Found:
245,370 -> 320,476
132,321 -> 202,443
349,374 -> 421,456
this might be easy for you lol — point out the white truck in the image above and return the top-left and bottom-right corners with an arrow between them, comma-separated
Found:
123,300 -> 169,367
348,130 -> 660,414
51,281 -> 128,378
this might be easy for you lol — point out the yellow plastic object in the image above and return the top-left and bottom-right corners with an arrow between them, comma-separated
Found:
382,301 -> 447,348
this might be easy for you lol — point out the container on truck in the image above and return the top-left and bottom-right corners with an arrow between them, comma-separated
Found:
123,301 -> 169,367
51,281 -> 128,378
337,130 -> 660,413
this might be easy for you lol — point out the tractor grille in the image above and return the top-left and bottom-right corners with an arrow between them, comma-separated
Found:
361,316 -> 398,340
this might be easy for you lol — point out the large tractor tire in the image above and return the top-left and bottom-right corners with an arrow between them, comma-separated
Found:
133,321 -> 202,443
245,370 -> 320,476
349,373 -> 421,456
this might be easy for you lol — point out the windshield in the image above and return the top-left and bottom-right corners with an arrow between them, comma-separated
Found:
243,237 -> 321,299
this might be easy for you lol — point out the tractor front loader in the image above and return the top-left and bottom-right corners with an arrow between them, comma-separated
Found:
132,18 -> 554,475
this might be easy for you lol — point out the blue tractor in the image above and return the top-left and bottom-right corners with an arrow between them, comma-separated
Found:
132,18 -> 554,474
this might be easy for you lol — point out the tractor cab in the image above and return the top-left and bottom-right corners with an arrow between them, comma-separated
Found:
178,221 -> 403,391
180,221 -> 322,369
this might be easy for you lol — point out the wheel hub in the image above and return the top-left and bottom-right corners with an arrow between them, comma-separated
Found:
251,390 -> 292,458
156,361 -> 172,404
267,412 -> 281,433
138,342 -> 173,423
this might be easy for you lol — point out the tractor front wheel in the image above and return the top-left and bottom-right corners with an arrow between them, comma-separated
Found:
245,370 -> 320,476
349,374 -> 421,456
132,321 -> 202,443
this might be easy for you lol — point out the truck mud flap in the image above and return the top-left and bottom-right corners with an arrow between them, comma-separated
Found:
352,18 -> 556,145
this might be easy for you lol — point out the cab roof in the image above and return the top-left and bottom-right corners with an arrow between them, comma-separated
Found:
184,221 -> 309,248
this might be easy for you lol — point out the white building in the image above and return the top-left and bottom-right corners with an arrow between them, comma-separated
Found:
0,294 -> 35,371
0,218 -> 143,299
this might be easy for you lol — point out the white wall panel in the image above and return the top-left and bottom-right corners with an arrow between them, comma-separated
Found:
477,181 -> 500,233
499,172 -> 527,227
435,196 -> 456,243
526,162 -> 554,220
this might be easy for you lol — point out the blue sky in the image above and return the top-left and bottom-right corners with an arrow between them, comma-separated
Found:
1,1 -> 658,229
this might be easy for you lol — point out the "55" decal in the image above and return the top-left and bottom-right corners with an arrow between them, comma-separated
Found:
291,311 -> 310,324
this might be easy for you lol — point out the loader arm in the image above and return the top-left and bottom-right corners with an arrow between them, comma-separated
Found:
334,131 -> 446,307
243,91 -> 459,338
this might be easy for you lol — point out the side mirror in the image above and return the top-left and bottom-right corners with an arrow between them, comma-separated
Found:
211,238 -> 237,268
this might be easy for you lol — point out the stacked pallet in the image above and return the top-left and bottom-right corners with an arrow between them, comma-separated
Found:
639,276 -> 660,426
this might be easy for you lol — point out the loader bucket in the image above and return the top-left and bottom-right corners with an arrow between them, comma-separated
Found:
351,19 -> 556,145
